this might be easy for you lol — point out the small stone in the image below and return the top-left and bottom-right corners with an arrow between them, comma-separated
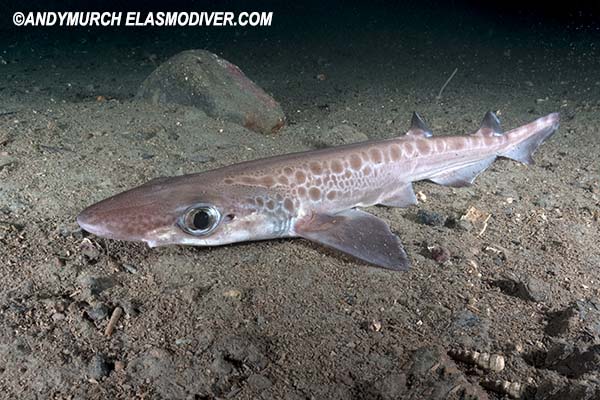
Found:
79,238 -> 100,260
175,338 -> 191,346
370,320 -> 382,332
114,361 -> 125,372
545,341 -> 600,379
429,245 -> 450,263
223,289 -> 242,299
51,312 -> 66,322
121,263 -> 138,274
247,373 -> 272,391
86,302 -> 110,321
518,276 -> 549,303
210,354 -> 234,375
416,209 -> 446,226
88,354 -> 111,380
492,274 -> 548,303
77,275 -> 104,298
374,373 -> 407,400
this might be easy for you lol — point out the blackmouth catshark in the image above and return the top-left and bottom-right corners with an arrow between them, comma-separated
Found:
77,112 -> 559,271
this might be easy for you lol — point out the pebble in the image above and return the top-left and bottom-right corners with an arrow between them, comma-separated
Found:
493,275 -> 550,303
546,299 -> 600,338
86,302 -> 110,321
416,209 -> 447,226
51,312 -> 66,322
429,245 -> 450,263
77,275 -> 104,298
247,374 -> 272,391
88,354 -> 111,380
210,354 -> 234,375
407,346 -> 490,400
79,238 -> 100,260
223,289 -> 242,299
374,373 -> 407,400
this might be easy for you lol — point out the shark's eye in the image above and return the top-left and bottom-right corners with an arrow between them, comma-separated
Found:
179,205 -> 221,236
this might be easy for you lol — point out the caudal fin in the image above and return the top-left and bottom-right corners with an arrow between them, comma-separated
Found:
500,113 -> 559,165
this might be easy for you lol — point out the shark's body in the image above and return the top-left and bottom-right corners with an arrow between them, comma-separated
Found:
77,112 -> 559,270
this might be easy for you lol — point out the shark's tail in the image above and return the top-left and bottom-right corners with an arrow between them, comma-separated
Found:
500,113 -> 560,165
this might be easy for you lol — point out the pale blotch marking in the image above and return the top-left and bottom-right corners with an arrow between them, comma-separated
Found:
309,187 -> 321,201
295,170 -> 306,184
416,140 -> 431,155
261,176 -> 276,187
309,161 -> 323,175
390,144 -> 402,161
331,159 -> 344,174
283,198 -> 295,213
349,154 -> 362,170
369,148 -> 384,164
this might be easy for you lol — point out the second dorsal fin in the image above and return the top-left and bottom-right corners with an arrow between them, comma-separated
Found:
473,111 -> 503,136
406,112 -> 432,138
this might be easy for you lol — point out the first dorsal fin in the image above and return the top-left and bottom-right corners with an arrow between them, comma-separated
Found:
473,111 -> 502,136
406,112 -> 432,138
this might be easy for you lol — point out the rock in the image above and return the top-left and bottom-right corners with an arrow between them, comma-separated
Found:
218,335 -> 268,370
210,354 -> 234,375
546,307 -> 579,337
545,299 -> 600,339
77,275 -> 113,298
545,341 -> 600,379
137,49 -> 285,134
247,374 -> 272,391
79,238 -> 100,261
85,302 -> 110,321
536,378 -> 600,400
0,154 -> 16,170
406,346 -> 489,400
518,276 -> 550,303
450,310 -> 491,350
373,373 -> 407,400
88,354 -> 111,380
491,274 -> 550,303
417,209 -> 447,227
428,245 -> 450,263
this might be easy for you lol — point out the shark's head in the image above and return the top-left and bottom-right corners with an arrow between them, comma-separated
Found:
77,174 -> 291,247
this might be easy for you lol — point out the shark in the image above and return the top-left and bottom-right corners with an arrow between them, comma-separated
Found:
77,111 -> 559,271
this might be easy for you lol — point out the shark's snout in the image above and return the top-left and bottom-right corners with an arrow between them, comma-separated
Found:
77,202 -> 127,240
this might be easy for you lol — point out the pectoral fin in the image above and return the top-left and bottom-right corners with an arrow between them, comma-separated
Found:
294,209 -> 410,271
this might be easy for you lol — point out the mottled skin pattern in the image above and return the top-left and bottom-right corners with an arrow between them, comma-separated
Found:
78,112 -> 559,268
